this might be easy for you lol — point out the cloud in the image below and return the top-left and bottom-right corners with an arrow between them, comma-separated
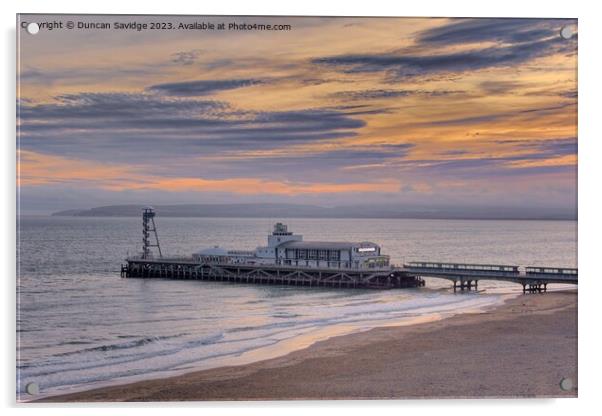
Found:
479,80 -> 529,95
112,177 -> 400,195
390,137 -> 577,179
397,155 -> 576,179
19,92 -> 228,120
313,37 -> 575,78
416,18 -> 575,46
18,149 -> 400,195
327,89 -> 466,101
312,19 -> 576,79
560,90 -> 578,99
17,17 -> 577,214
148,79 -> 264,96
18,149 -> 132,188
538,138 -> 578,156
497,137 -> 577,157
194,144 -> 415,179
18,92 -> 366,164
19,65 -> 162,86
399,102 -> 576,128
170,49 -> 202,65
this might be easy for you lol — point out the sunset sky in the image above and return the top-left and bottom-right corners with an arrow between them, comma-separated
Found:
17,16 -> 577,215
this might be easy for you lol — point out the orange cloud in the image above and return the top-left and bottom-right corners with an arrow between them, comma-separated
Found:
18,150 -> 400,195
17,16 -> 577,209
503,154 -> 577,169
17,150 -> 132,187
104,177 -> 400,195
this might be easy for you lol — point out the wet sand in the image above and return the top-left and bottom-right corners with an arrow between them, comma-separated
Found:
38,290 -> 577,401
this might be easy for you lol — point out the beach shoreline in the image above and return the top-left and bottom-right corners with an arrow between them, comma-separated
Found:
35,290 -> 577,402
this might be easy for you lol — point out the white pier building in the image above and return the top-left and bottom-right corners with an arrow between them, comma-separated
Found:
193,223 -> 390,270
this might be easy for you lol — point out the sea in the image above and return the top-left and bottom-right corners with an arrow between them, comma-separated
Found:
16,216 -> 577,400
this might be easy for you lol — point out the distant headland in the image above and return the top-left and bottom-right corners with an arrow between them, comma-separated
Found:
50,203 -> 576,221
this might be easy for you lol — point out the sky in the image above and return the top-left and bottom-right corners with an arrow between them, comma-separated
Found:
17,15 -> 577,215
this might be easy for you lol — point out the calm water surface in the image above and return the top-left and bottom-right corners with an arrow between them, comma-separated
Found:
16,216 -> 577,399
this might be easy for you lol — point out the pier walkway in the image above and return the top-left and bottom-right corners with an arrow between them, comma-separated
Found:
401,262 -> 578,293
122,257 -> 577,293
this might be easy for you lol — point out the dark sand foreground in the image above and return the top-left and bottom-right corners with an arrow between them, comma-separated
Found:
39,291 -> 577,401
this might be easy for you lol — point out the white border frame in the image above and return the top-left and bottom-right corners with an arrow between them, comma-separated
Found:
3,1 -> 601,415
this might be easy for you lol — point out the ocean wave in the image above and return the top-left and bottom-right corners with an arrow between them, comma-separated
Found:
52,333 -> 189,357
18,336 -> 282,396
271,312 -> 302,319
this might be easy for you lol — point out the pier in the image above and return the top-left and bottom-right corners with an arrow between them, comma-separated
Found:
120,208 -> 577,293
121,257 -> 425,289
402,262 -> 578,293
122,258 -> 577,292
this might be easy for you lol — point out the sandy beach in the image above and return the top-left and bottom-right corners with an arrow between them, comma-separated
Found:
38,290 -> 577,402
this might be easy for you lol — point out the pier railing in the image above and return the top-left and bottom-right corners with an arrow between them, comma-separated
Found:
122,257 -> 576,293
402,261 -> 577,293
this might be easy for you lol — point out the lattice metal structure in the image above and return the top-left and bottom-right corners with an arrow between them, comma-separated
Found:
142,207 -> 162,259
121,258 -> 424,289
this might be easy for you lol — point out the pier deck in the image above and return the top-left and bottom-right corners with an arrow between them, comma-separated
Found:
122,257 -> 425,289
402,262 -> 578,293
122,258 -> 577,293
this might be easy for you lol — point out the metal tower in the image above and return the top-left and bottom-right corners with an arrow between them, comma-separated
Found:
142,206 -> 162,259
